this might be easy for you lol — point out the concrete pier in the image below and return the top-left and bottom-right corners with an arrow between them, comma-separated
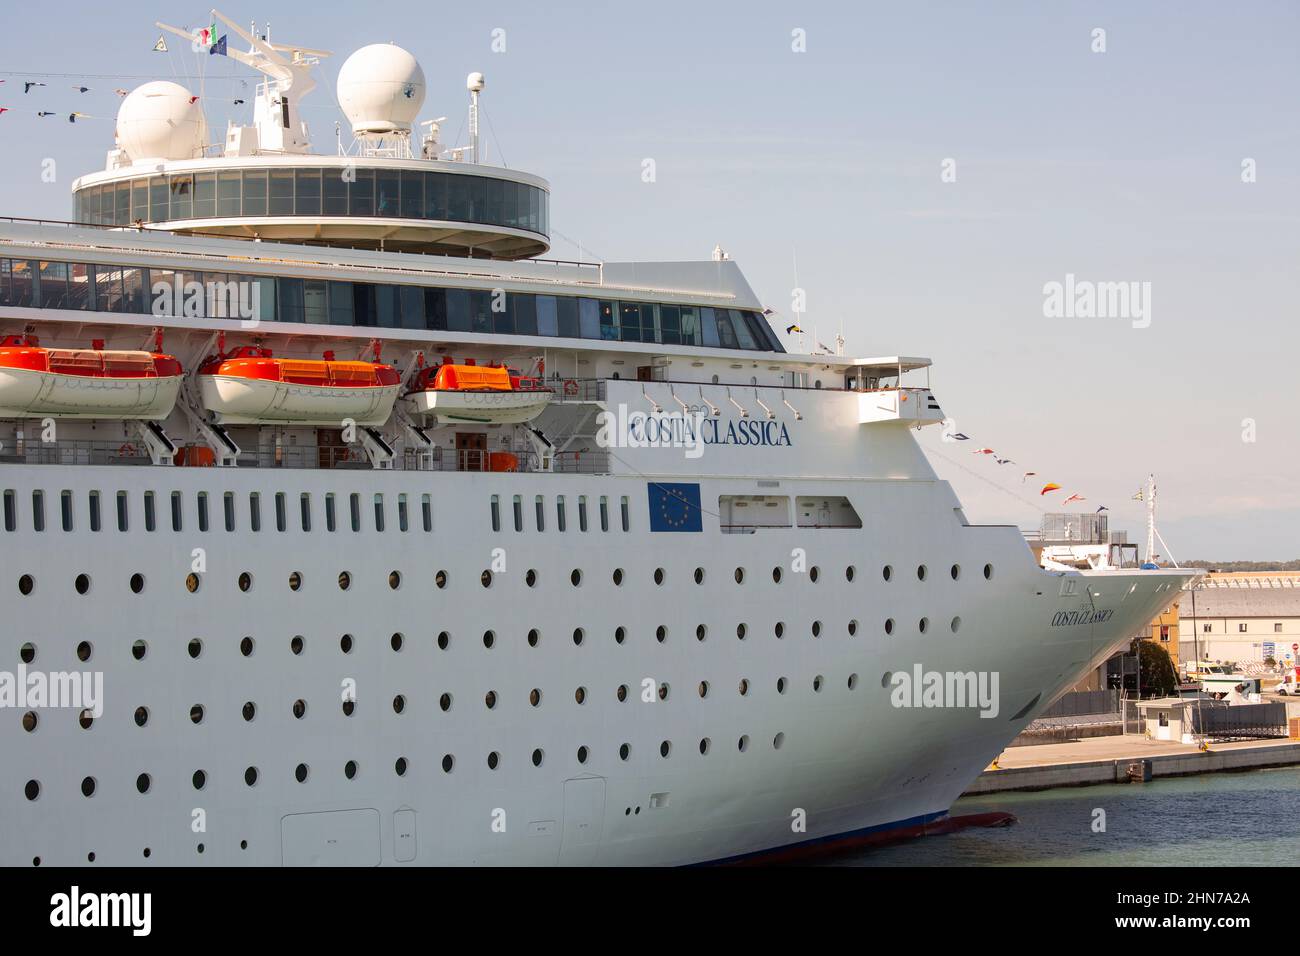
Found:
965,736 -> 1300,795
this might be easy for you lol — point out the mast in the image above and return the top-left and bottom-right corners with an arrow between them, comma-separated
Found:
1145,472 -> 1156,564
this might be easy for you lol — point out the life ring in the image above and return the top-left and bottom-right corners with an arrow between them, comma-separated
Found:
563,379 -> 579,396
116,443 -> 138,458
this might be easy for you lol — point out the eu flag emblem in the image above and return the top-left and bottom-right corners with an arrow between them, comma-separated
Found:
647,483 -> 702,532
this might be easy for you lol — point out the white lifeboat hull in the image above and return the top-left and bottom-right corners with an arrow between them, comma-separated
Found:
0,366 -> 182,420
200,375 -> 400,426
403,388 -> 552,425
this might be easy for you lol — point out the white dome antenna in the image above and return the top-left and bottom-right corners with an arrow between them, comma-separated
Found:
337,43 -> 426,158
114,81 -> 208,164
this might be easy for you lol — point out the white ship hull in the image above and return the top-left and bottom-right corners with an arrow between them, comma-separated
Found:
0,462 -> 1192,866
402,388 -> 552,425
0,366 -> 182,420
200,374 -> 399,426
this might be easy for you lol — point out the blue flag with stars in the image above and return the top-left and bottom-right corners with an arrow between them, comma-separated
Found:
647,482 -> 702,532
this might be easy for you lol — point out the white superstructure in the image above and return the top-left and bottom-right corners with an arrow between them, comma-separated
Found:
0,12 -> 1195,867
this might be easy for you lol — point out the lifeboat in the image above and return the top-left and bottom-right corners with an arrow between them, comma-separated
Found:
0,334 -> 182,420
403,362 -> 552,425
198,345 -> 400,426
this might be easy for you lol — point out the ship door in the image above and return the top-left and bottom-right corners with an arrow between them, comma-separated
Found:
318,427 -> 346,469
558,777 -> 606,866
455,432 -> 487,471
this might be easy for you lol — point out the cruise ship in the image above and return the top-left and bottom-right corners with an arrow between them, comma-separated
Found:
0,12 -> 1195,866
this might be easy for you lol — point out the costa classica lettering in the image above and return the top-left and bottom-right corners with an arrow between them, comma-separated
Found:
1050,608 -> 1115,627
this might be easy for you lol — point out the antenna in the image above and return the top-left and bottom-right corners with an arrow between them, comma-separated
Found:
467,72 -> 485,164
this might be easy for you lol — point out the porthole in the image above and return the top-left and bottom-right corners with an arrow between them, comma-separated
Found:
885,618 -> 895,635
659,740 -> 671,758
984,563 -> 994,580
80,776 -> 97,797
240,702 -> 255,722
734,567 -> 745,584
531,748 -> 544,767
344,760 -> 358,780
395,757 -> 408,776
736,623 -> 747,640
185,572 -> 200,593
392,695 -> 406,714
484,691 -> 497,709
187,638 -> 202,659
291,635 -> 304,655
695,624 -> 707,642
22,711 -> 37,732
189,705 -> 204,724
738,678 -> 750,696
777,677 -> 787,694
619,743 -> 630,761
243,767 -> 258,787
698,681 -> 709,698
775,621 -> 785,639
773,732 -> 785,750
18,574 -> 34,595
699,738 -> 711,755
917,564 -> 928,581
577,745 -> 589,764
130,573 -> 145,593
480,570 -> 492,588
810,566 -> 820,583
435,570 -> 448,588
653,567 -> 665,586
919,617 -> 929,634
79,709 -> 94,729
439,693 -> 452,712
388,570 -> 402,590
294,763 -> 309,783
737,735 -> 749,753
288,571 -> 302,591
882,565 -> 893,582
74,573 -> 91,595
656,625 -> 667,643
616,684 -> 628,702
24,780 -> 39,801
881,672 -> 893,688
571,569 -> 583,587
951,616 -> 962,633
813,675 -> 823,693
131,639 -> 147,661
772,566 -> 782,583
527,629 -> 540,647
572,628 -> 584,646
337,571 -> 351,591
529,688 -> 542,707
575,686 -> 587,704
135,705 -> 150,727
811,620 -> 822,637
848,673 -> 859,690
339,634 -> 354,654
848,619 -> 859,636
238,571 -> 252,592
950,564 -> 961,580
525,569 -> 537,587
136,773 -> 152,793
437,631 -> 450,650
694,567 -> 705,585
612,568 -> 623,586
342,699 -> 355,716
487,752 -> 499,770
240,636 -> 255,657
441,754 -> 454,774
482,630 -> 495,649
846,565 -> 856,582
292,699 -> 306,719
658,682 -> 670,701
614,626 -> 626,644
19,642 -> 35,664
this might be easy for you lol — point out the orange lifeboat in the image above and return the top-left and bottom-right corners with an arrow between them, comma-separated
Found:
403,361 -> 552,424
0,333 -> 183,420
198,345 -> 400,426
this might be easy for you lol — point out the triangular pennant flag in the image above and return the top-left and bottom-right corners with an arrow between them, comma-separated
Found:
153,35 -> 168,53
73,86 -> 90,93
24,82 -> 46,94
233,98 -> 245,105
114,89 -> 130,96
36,111 -> 54,118
994,457 -> 1014,464
785,324 -> 804,334
68,112 -> 89,123
972,448 -> 995,455
1022,471 -> 1037,483
1063,494 -> 1086,505
1096,505 -> 1109,513
1132,489 -> 1144,501
0,108 -> 8,116
1039,482 -> 1061,495
948,432 -> 970,441
188,96 -> 199,105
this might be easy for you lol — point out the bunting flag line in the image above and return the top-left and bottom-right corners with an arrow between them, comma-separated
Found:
1039,482 -> 1061,495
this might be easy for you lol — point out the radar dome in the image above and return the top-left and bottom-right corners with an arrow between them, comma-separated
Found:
337,43 -> 426,135
115,81 -> 208,163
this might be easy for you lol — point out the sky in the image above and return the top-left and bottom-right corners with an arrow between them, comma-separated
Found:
1,0 -> 1296,559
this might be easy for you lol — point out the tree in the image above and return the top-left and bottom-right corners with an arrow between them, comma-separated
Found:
1135,639 -> 1178,697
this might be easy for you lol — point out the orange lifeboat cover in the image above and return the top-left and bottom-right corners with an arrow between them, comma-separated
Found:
428,364 -> 512,391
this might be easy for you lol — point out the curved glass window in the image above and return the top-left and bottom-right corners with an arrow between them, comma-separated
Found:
75,168 -> 549,234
